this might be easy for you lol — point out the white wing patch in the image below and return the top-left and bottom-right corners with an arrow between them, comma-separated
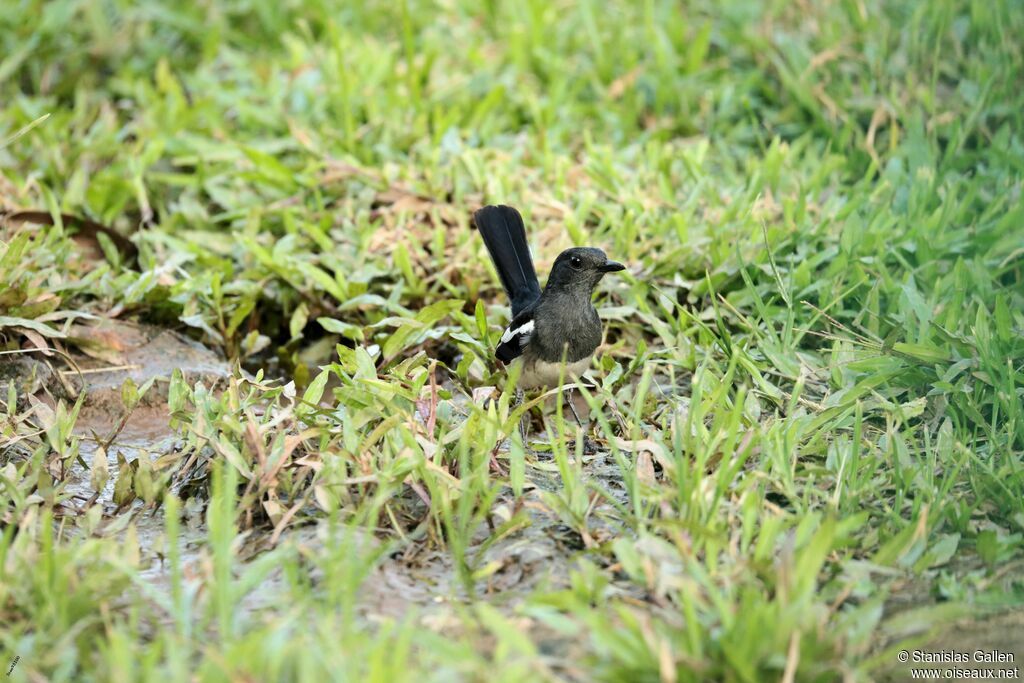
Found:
500,319 -> 534,344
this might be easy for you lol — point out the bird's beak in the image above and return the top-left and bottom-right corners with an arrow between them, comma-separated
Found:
598,260 -> 626,273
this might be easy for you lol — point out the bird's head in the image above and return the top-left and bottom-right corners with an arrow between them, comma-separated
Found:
545,247 -> 626,294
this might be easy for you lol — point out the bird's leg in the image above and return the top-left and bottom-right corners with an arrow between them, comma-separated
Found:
565,387 -> 585,431
565,386 -> 598,455
515,387 -> 529,446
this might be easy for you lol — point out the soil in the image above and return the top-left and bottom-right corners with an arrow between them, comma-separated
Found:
4,321 -> 640,657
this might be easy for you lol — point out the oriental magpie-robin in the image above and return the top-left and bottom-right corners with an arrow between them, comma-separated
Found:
473,204 -> 625,398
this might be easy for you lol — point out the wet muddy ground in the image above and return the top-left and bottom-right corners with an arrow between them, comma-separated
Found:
4,321 -> 639,652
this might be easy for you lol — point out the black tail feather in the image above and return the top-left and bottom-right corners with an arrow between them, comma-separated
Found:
473,205 -> 542,316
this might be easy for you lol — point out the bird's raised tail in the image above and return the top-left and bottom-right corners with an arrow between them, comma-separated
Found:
473,204 -> 542,316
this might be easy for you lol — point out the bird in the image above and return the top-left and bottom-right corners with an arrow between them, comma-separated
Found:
473,204 -> 625,423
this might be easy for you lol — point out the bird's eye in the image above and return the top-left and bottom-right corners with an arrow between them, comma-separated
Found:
569,256 -> 583,269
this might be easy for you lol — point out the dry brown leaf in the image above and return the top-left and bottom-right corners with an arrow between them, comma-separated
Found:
19,328 -> 52,356
636,450 -> 657,486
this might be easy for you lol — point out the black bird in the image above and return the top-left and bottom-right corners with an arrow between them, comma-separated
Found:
474,204 -> 625,395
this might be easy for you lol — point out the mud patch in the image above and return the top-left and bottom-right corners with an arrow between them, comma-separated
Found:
67,319 -> 231,410
3,320 -> 234,578
7,322 -> 643,670
54,320 -> 230,525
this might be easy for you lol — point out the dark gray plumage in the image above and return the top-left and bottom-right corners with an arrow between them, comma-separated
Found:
474,205 -> 625,389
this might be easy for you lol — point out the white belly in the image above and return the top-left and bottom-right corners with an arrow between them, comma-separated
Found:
514,357 -> 591,389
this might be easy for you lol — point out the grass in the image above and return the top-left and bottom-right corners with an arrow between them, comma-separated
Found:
1,0 -> 1023,680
